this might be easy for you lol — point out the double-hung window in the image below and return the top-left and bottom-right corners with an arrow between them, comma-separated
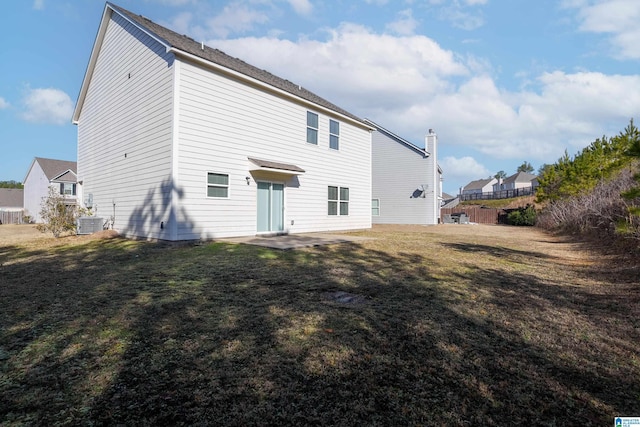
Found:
307,111 -> 318,145
328,186 -> 349,216
372,199 -> 380,216
329,119 -> 339,150
60,183 -> 76,196
207,173 -> 229,198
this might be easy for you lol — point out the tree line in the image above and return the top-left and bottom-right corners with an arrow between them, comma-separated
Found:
535,119 -> 640,242
0,181 -> 23,189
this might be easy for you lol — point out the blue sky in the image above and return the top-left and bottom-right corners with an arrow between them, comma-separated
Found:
1,0 -> 639,194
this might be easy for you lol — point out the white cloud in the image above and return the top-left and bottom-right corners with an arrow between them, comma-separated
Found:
0,97 -> 9,109
195,15 -> 640,191
287,0 -> 313,16
206,2 -> 270,38
440,156 -> 491,190
210,23 -> 468,111
439,6 -> 484,30
166,11 -> 194,35
569,0 -> 640,59
386,9 -> 419,36
21,87 -> 73,125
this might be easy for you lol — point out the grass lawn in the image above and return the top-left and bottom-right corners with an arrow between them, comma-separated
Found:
1,224 -> 639,425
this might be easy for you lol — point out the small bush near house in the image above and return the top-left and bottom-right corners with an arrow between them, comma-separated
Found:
36,187 -> 80,237
507,204 -> 537,226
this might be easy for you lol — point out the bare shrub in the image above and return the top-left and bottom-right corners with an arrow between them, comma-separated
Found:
36,187 -> 81,238
536,166 -> 640,242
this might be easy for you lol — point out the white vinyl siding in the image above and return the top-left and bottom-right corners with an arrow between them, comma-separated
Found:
76,7 -> 372,241
76,12 -> 174,239
371,128 -> 438,225
174,59 -> 371,239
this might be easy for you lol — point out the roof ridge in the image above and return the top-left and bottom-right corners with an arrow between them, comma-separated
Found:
107,2 -> 366,126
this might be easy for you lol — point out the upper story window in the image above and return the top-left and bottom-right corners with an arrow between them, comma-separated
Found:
307,111 -> 318,145
207,172 -> 229,198
329,119 -> 340,150
60,183 -> 76,196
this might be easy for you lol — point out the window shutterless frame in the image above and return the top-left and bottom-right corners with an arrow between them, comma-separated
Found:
372,198 -> 380,216
206,172 -> 229,198
307,111 -> 318,145
328,186 -> 349,216
329,119 -> 339,150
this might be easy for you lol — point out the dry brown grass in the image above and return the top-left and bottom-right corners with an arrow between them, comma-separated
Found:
1,223 -> 638,425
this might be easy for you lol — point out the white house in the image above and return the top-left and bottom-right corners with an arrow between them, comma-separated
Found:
366,119 -> 442,225
495,171 -> 537,191
461,178 -> 497,197
72,3 -> 373,241
23,157 -> 77,223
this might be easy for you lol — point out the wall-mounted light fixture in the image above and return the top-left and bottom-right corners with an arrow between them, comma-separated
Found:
246,176 -> 251,185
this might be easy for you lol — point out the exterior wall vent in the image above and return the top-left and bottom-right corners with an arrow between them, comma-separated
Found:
77,217 -> 103,235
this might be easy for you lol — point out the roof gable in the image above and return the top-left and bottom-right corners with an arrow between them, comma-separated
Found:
26,157 -> 77,182
74,2 -> 369,130
464,177 -> 495,191
364,118 -> 428,157
503,171 -> 537,184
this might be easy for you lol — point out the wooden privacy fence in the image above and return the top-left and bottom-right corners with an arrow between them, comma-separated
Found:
441,207 -> 508,224
0,210 -> 25,225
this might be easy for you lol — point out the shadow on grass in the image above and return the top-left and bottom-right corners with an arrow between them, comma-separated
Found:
1,233 -> 638,425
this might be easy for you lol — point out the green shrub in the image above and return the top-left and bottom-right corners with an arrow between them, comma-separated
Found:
507,205 -> 537,226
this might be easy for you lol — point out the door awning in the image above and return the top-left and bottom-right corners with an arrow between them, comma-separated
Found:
248,157 -> 305,175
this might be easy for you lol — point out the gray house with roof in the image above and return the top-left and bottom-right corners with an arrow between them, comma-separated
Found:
72,2 -> 372,240
461,177 -> 497,196
366,119 -> 442,225
23,157 -> 77,223
493,171 -> 537,192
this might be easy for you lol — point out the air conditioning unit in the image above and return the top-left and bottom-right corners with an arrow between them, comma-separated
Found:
77,217 -> 103,235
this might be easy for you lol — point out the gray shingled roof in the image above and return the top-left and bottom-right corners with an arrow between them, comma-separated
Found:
0,189 -> 23,208
503,171 -> 537,184
108,2 -> 366,126
35,158 -> 77,181
463,178 -> 494,191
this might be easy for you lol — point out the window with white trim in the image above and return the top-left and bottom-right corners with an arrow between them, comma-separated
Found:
372,199 -> 380,216
207,173 -> 229,198
60,183 -> 76,196
307,111 -> 318,145
328,186 -> 349,216
329,119 -> 339,150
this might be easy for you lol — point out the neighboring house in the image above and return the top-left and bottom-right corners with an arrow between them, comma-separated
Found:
494,171 -> 537,191
461,178 -> 497,196
72,3 -> 372,241
366,119 -> 441,225
0,188 -> 24,224
23,157 -> 77,223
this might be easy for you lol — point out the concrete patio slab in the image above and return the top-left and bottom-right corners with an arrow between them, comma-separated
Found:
216,232 -> 374,250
